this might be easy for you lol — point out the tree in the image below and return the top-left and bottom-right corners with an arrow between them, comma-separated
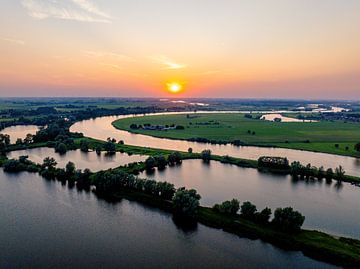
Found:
255,207 -> 272,224
240,201 -> 257,219
335,165 -> 345,180
95,145 -> 102,155
272,207 -> 305,232
55,143 -> 67,154
104,140 -> 116,154
201,149 -> 211,162
213,199 -> 240,215
65,161 -> 76,177
0,134 -> 10,145
41,157 -> 58,179
42,157 -> 57,170
168,151 -> 182,165
24,133 -> 34,144
0,142 -> 7,155
145,156 -> 156,171
355,143 -> 360,152
157,181 -> 175,200
188,147 -> 193,154
130,124 -> 138,129
154,155 -> 167,169
172,187 -> 201,218
80,139 -> 89,152
325,168 -> 334,180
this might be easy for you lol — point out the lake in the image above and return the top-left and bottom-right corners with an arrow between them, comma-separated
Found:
0,170 -> 337,269
142,160 -> 360,239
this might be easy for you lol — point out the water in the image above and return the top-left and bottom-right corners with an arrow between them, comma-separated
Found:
70,113 -> 360,176
142,160 -> 360,239
7,147 -> 146,171
261,114 -> 316,122
0,125 -> 39,143
0,170 -> 337,269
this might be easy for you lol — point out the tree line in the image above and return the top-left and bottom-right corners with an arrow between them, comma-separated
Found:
1,154 -> 305,232
213,199 -> 305,232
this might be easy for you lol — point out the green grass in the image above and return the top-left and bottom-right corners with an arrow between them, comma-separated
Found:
112,113 -> 360,157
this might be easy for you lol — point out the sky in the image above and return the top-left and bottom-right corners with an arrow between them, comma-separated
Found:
0,0 -> 359,99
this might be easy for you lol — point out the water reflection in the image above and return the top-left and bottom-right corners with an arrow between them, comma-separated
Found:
142,159 -> 360,239
0,125 -> 39,143
0,170 -> 337,269
7,147 -> 146,171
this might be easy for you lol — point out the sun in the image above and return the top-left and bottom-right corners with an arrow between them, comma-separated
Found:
166,82 -> 183,94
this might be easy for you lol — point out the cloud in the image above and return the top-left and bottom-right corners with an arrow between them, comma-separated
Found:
83,50 -> 134,62
71,0 -> 110,19
149,55 -> 187,69
21,0 -> 111,23
100,63 -> 122,70
1,38 -> 25,45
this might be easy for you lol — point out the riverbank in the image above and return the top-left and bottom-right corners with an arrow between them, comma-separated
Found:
5,137 -> 360,184
104,188 -> 360,268
112,113 -> 360,158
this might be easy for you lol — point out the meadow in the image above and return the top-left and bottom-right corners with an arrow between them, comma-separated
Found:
113,113 -> 360,157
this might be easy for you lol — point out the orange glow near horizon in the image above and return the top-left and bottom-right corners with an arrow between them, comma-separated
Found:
166,82 -> 183,94
1,1 -> 360,98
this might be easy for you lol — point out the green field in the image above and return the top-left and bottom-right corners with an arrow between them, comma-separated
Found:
112,113 -> 360,157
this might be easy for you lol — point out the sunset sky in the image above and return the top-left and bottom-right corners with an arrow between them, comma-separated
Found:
0,0 -> 359,98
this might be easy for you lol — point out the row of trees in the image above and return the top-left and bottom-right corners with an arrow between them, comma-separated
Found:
290,161 -> 346,181
213,199 -> 305,232
3,156 -> 92,189
144,152 -> 183,171
91,168 -> 201,217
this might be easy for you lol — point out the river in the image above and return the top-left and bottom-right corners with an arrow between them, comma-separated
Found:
0,170 -> 337,269
70,113 -> 360,176
142,160 -> 360,239
7,147 -> 146,171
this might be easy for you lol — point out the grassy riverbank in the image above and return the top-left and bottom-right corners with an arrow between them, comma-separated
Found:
7,137 -> 358,183
112,113 -> 360,157
106,188 -> 360,268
